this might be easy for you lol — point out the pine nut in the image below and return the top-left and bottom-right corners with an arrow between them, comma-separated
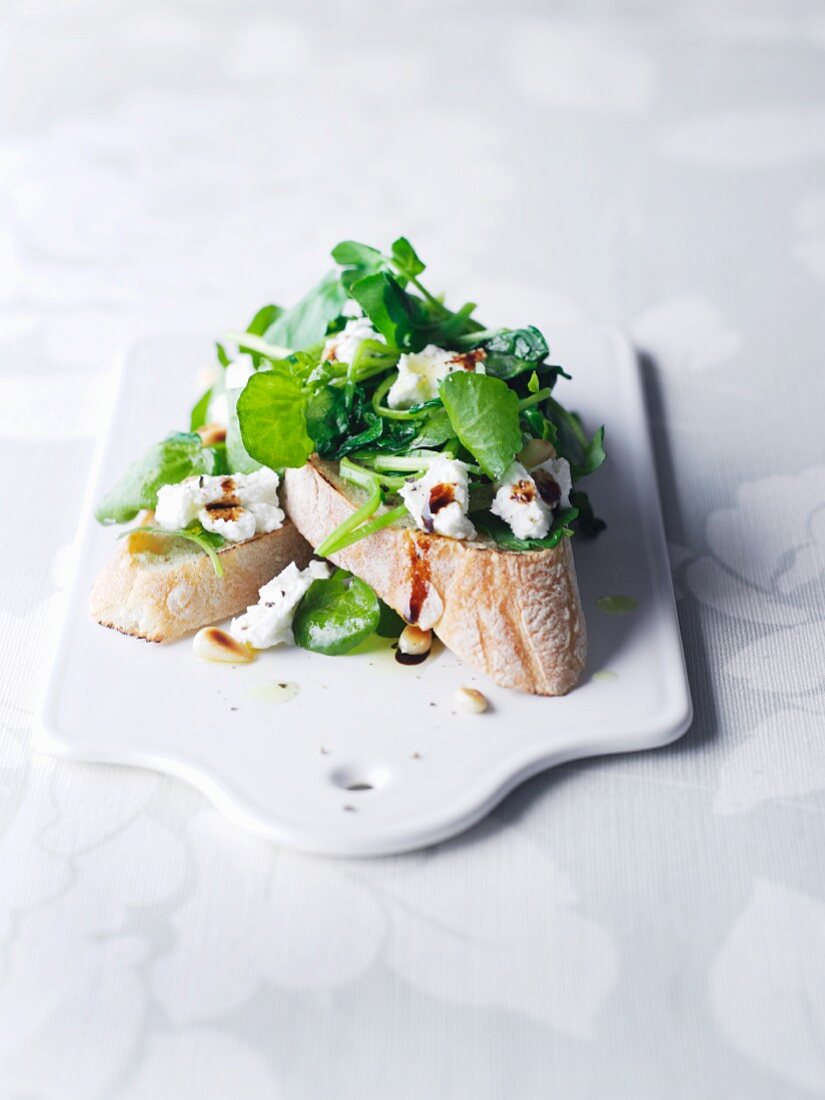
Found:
519,438 -> 557,469
454,686 -> 488,714
197,422 -> 227,446
398,625 -> 432,657
193,627 -> 254,663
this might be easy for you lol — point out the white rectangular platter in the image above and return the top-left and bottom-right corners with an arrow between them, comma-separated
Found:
37,326 -> 691,856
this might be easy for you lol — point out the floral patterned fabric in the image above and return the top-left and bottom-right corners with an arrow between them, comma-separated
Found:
2,2 -> 824,1097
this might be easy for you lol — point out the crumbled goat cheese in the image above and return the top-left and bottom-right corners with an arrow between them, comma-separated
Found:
154,468 -> 284,543
321,317 -> 385,365
205,354 -> 256,425
387,345 -> 486,409
490,461 -> 553,541
206,390 -> 229,427
224,353 -> 256,392
229,560 -> 332,649
400,456 -> 476,540
201,506 -> 258,542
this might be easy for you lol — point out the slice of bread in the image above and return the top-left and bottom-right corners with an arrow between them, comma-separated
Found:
90,519 -> 313,642
283,458 -> 587,695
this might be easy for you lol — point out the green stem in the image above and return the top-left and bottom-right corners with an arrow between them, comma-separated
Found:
315,480 -> 382,558
340,457 -> 406,492
338,457 -> 378,490
369,452 -> 439,472
225,332 -> 293,361
450,327 -> 499,348
325,504 -> 408,555
121,525 -> 225,577
410,275 -> 450,316
518,387 -> 553,411
438,301 -> 480,339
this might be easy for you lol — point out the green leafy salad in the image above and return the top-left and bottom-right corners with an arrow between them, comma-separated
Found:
96,235 -> 605,658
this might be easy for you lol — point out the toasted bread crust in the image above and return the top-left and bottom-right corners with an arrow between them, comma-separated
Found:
283,459 -> 586,695
90,521 -> 313,642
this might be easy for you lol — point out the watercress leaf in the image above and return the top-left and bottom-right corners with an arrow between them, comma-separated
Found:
331,241 -> 387,290
376,599 -> 406,639
440,372 -> 521,480
264,271 -> 348,349
95,432 -> 215,525
483,325 -> 549,380
331,240 -> 383,266
547,399 -> 606,479
521,406 -> 558,444
572,426 -> 606,479
246,304 -> 281,336
215,342 -> 231,368
306,387 -> 350,455
409,407 -> 454,449
475,507 -> 579,551
293,569 -> 380,656
331,411 -> 384,458
543,363 -> 572,383
189,386 -> 212,431
334,242 -> 388,290
570,490 -> 606,537
237,370 -> 313,469
368,418 -> 419,453
486,325 -> 548,361
350,272 -> 415,349
390,237 -> 425,278
283,350 -> 322,385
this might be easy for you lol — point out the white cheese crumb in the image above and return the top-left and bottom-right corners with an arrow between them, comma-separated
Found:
154,480 -> 204,529
205,353 -> 257,425
321,317 -> 385,366
200,507 -> 257,542
386,345 -> 487,409
229,560 -> 332,650
224,353 -> 256,392
154,468 -> 284,543
490,461 -> 552,541
205,391 -> 229,427
399,456 -> 476,540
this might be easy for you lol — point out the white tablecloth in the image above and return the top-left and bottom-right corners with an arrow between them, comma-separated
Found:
2,2 -> 824,1097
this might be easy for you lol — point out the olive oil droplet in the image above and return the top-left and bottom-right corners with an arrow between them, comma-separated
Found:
251,681 -> 299,704
596,595 -> 638,615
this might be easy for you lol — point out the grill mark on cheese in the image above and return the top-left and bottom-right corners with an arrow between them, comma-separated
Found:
510,479 -> 537,504
204,501 -> 243,521
201,476 -> 243,520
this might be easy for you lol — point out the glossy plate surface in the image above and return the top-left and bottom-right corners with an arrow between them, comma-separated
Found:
37,328 -> 691,856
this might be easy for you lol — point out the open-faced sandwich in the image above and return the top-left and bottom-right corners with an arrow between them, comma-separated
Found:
92,237 -> 605,695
